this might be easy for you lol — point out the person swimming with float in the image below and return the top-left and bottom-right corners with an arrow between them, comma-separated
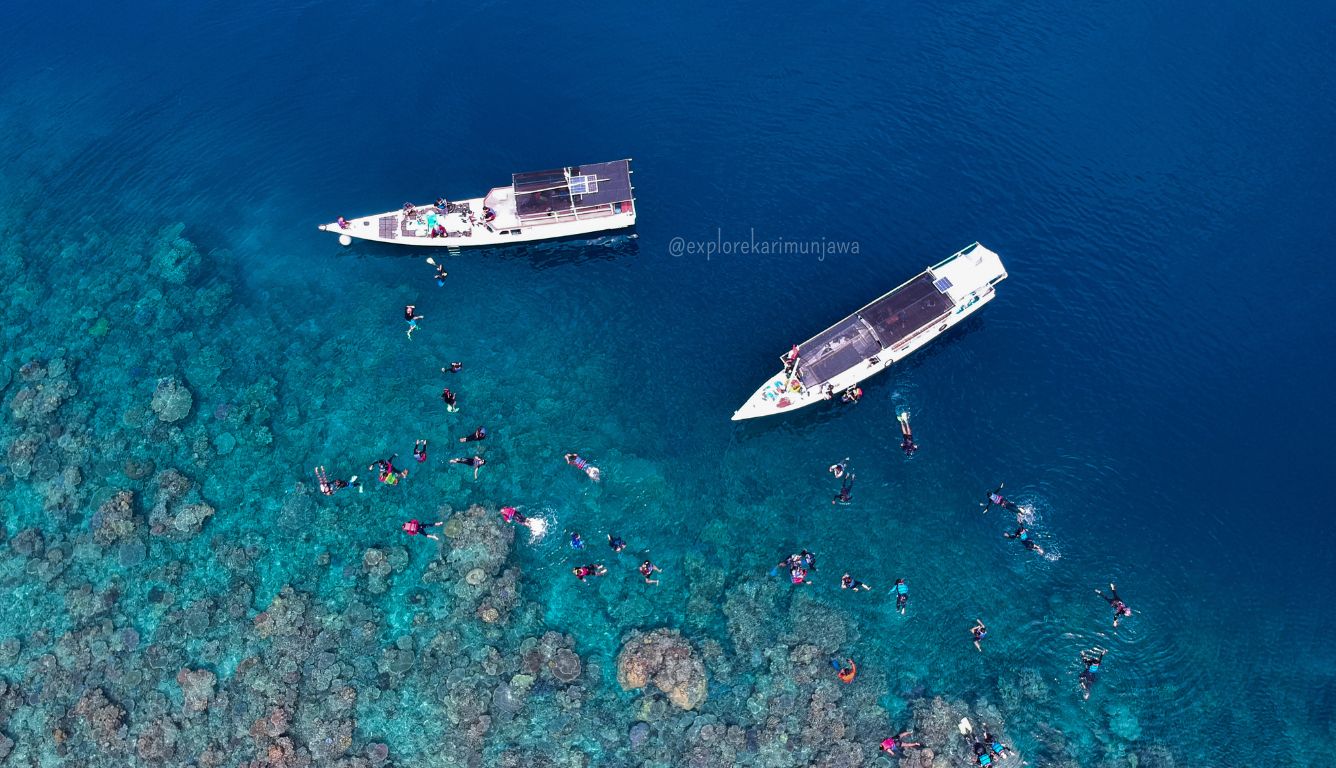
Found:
1004,524 -> 1044,555
971,619 -> 988,651
898,411 -> 918,456
564,453 -> 601,482
500,506 -> 528,526
789,565 -> 810,585
459,426 -> 487,443
449,455 -> 485,479
1079,647 -> 1106,700
831,657 -> 857,683
569,532 -> 585,550
401,518 -> 444,541
412,439 -> 428,463
828,458 -> 849,479
879,730 -> 922,755
841,385 -> 862,404
979,722 -> 1011,760
981,482 -> 1021,514
404,305 -> 423,340
441,387 -> 458,412
571,563 -> 607,582
893,578 -> 909,614
607,534 -> 626,553
1095,583 -> 1133,627
841,573 -> 871,592
639,560 -> 661,585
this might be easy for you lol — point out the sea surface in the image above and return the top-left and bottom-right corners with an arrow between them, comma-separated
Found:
1,1 -> 1333,766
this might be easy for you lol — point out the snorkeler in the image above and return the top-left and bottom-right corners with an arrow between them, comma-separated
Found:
971,619 -> 988,651
434,263 -> 448,287
841,573 -> 871,592
842,386 -> 863,404
981,482 -> 1021,514
832,473 -> 854,505
639,560 -> 661,585
500,506 -> 528,526
893,578 -> 909,614
449,455 -> 485,479
979,722 -> 1011,760
1079,648 -> 1106,700
569,532 -> 585,550
441,388 -> 458,412
314,466 -> 336,496
571,563 -> 607,582
1095,583 -> 1133,627
898,411 -> 918,456
799,550 -> 816,570
564,453 -> 601,482
832,657 -> 857,684
1004,525 -> 1045,555
404,305 -> 423,339
442,362 -> 463,374
401,518 -> 444,541
459,426 -> 488,443
413,440 -> 428,463
607,534 -> 627,553
879,731 -> 921,755
828,458 -> 850,479
789,565 -> 810,585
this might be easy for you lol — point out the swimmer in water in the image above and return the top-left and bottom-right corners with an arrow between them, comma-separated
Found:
434,263 -> 448,287
314,466 -> 336,496
898,411 -> 917,456
789,565 -> 810,585
412,440 -> 428,463
981,482 -> 1021,514
564,453 -> 601,482
1095,583 -> 1133,627
569,532 -> 585,550
879,731 -> 922,755
448,455 -> 485,479
892,578 -> 909,614
440,388 -> 458,412
828,458 -> 850,479
841,386 -> 863,404
799,550 -> 816,570
639,560 -> 661,585
1078,648 -> 1106,700
500,506 -> 528,526
832,473 -> 854,505
971,619 -> 988,651
607,534 -> 626,553
980,723 -> 1011,760
571,563 -> 607,582
833,657 -> 857,683
404,305 -> 423,340
841,573 -> 872,592
459,426 -> 487,443
1004,525 -> 1045,555
442,362 -> 463,374
401,518 -> 444,541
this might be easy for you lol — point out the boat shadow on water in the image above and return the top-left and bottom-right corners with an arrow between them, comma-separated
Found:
334,231 -> 639,271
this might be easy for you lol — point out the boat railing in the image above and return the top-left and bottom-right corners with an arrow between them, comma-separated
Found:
931,241 -> 982,270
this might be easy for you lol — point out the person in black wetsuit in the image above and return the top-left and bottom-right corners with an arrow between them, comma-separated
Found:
459,426 -> 487,443
1095,583 -> 1133,627
1004,525 -> 1045,555
1079,648 -> 1106,700
441,388 -> 458,412
832,473 -> 854,505
981,483 -> 1021,514
898,411 -> 918,456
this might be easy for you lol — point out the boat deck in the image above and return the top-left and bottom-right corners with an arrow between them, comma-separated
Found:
797,273 -> 951,387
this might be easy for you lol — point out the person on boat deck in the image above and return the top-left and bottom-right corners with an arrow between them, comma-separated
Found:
1004,525 -> 1045,555
893,578 -> 910,614
404,305 -> 423,340
828,458 -> 849,479
898,411 -> 918,456
879,731 -> 922,755
435,198 -> 448,210
1079,648 -> 1106,700
449,455 -> 485,479
483,206 -> 497,222
822,383 -> 836,400
412,439 -> 428,463
639,560 -> 661,585
608,534 -> 627,553
784,344 -> 800,375
336,216 -> 349,229
1095,583 -> 1133,627
971,619 -> 988,651
981,482 -> 1022,514
460,426 -> 488,443
832,473 -> 854,505
441,388 -> 458,412
841,573 -> 871,592
402,518 -> 444,541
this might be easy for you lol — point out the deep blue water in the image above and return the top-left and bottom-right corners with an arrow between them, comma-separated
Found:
1,1 -> 1334,766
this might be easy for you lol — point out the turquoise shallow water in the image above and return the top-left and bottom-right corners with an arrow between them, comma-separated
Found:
1,0 -> 1334,766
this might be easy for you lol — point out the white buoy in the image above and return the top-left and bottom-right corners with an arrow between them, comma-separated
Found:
339,234 -> 352,246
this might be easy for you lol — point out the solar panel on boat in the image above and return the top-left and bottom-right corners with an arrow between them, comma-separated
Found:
934,276 -> 953,292
569,175 -> 599,195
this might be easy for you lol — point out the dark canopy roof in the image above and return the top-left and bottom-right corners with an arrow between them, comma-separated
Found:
513,159 -> 633,217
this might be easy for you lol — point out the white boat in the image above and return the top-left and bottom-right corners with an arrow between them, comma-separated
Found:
732,242 -> 1007,421
319,159 -> 636,248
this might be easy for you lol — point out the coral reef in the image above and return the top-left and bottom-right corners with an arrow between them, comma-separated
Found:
617,628 -> 708,710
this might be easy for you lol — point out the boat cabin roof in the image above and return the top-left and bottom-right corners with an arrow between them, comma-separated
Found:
513,159 -> 633,219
